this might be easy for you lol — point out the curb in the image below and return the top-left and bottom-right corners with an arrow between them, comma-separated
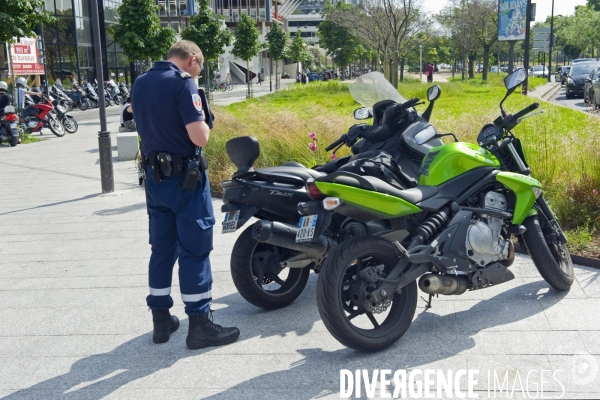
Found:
514,243 -> 600,270
540,83 -> 561,101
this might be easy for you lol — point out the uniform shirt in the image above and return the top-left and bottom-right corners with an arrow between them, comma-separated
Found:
0,93 -> 12,110
132,61 -> 204,159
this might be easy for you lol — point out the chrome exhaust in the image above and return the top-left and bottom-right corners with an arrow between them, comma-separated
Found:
252,220 -> 330,259
418,273 -> 469,295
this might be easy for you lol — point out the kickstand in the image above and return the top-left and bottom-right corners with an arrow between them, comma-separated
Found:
421,293 -> 434,308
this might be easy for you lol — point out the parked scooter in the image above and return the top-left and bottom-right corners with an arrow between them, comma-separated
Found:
50,85 -> 74,112
67,83 -> 92,111
119,82 -> 130,98
105,80 -> 123,105
0,105 -> 20,146
84,83 -> 101,108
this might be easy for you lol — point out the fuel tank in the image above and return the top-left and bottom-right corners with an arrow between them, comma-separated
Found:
418,142 -> 500,186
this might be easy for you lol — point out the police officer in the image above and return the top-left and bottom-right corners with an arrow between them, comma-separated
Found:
132,40 -> 240,350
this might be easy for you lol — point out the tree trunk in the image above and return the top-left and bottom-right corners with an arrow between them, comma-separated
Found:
468,52 -> 476,79
205,61 -> 212,104
482,46 -> 490,81
246,60 -> 252,99
383,51 -> 390,82
392,45 -> 399,89
400,58 -> 405,82
275,62 -> 279,90
508,41 -> 516,74
7,40 -> 16,100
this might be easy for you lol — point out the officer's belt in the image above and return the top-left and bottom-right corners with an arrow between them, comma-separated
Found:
144,151 -> 206,181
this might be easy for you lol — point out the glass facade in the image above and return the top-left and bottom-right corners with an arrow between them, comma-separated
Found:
41,0 -> 130,85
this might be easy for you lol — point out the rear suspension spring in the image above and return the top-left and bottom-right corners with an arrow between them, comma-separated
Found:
415,208 -> 450,241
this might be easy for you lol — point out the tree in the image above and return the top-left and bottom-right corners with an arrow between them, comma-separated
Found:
181,0 -> 232,96
471,0 -> 498,81
0,0 -> 55,89
588,0 -> 600,11
232,13 -> 262,99
108,0 -> 176,81
287,31 -> 310,75
265,22 -> 287,90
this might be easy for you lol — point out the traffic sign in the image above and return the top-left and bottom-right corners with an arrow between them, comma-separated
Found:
534,41 -> 550,47
534,34 -> 549,41
533,48 -> 549,52
534,27 -> 551,34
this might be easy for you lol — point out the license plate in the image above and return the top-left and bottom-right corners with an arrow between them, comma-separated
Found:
222,210 -> 240,233
296,214 -> 317,243
9,123 -> 17,129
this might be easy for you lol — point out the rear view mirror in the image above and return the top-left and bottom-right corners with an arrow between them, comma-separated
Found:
427,85 -> 441,102
354,107 -> 373,120
504,68 -> 527,91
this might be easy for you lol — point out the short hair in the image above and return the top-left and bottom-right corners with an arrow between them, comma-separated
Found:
167,40 -> 204,65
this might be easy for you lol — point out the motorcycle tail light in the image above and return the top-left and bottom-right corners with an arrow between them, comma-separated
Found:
4,114 -> 17,122
306,179 -> 325,200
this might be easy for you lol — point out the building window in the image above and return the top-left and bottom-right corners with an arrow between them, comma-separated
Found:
170,21 -> 179,32
240,9 -> 247,15
250,9 -> 256,20
158,0 -> 167,15
259,8 -> 265,21
223,9 -> 230,21
45,0 -> 55,14
169,0 -> 177,15
232,9 -> 239,21
179,0 -> 187,15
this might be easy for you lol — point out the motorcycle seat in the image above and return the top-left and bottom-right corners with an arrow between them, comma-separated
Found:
254,165 -> 327,185
318,171 -> 438,204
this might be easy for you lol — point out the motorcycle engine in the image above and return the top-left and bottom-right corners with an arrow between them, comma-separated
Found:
465,191 -> 510,266
24,116 -> 39,128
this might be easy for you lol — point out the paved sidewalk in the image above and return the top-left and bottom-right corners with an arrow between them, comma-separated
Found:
1,101 -> 600,399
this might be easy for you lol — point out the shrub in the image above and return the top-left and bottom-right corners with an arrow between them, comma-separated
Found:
562,173 -> 600,230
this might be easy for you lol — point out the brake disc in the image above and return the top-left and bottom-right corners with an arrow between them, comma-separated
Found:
360,282 -> 392,314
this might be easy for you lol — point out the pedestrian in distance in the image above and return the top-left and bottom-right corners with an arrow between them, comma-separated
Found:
257,73 -> 262,85
131,40 -> 240,350
425,62 -> 434,83
225,72 -> 231,84
119,96 -> 136,132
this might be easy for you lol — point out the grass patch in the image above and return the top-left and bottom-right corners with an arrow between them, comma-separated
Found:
564,225 -> 594,252
20,132 -> 43,144
208,76 -> 600,235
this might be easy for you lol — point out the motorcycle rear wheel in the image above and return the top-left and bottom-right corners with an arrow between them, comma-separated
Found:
48,115 -> 65,137
78,100 -> 89,111
522,215 -> 574,290
9,135 -> 18,147
316,235 -> 417,352
62,116 -> 78,133
230,225 -> 310,309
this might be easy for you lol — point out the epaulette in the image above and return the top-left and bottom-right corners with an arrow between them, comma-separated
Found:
178,71 -> 192,79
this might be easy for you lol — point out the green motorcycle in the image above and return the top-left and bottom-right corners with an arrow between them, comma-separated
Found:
300,68 -> 574,352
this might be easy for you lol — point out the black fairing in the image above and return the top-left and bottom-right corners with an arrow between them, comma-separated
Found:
22,106 -> 40,117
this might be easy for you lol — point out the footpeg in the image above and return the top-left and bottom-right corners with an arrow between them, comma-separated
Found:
393,241 -> 410,259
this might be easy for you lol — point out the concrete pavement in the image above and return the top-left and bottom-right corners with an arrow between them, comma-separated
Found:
1,95 -> 600,399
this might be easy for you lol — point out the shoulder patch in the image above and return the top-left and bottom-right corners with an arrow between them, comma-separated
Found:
192,94 -> 203,112
178,71 -> 192,79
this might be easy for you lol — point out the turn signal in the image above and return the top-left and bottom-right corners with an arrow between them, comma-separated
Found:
532,187 -> 542,199
322,197 -> 342,210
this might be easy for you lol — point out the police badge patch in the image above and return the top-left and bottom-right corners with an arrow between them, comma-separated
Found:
192,94 -> 203,111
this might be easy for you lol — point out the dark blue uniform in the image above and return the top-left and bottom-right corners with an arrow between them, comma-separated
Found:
132,61 -> 215,316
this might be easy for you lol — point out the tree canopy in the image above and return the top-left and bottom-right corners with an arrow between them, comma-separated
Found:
232,13 -> 262,62
0,0 -> 54,43
108,0 -> 176,62
181,0 -> 232,61
265,22 -> 287,61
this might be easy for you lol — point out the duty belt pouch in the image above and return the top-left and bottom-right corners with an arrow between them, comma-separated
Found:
157,153 -> 173,177
147,152 -> 163,183
181,158 -> 201,190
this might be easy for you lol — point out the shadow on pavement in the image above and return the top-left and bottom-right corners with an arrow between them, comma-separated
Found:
93,202 -> 146,216
0,193 -> 102,216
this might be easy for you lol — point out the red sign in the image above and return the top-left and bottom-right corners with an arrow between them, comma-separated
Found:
272,12 -> 282,21
10,38 -> 45,75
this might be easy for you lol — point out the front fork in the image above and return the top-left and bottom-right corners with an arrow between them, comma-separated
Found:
534,196 -> 568,244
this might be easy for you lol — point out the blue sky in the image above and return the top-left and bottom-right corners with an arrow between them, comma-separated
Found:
422,0 -> 588,22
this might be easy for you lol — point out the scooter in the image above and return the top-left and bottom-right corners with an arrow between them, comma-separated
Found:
0,105 -> 20,146
67,84 -> 92,111
51,96 -> 78,133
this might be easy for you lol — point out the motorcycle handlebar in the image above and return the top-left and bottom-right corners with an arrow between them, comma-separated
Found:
325,135 -> 346,151
512,102 -> 539,121
395,97 -> 421,112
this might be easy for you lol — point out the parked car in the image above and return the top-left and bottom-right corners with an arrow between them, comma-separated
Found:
530,65 -> 549,78
566,61 -> 600,99
573,58 -> 597,64
583,67 -> 600,105
490,66 -> 499,73
592,68 -> 600,108
307,73 -> 320,82
555,66 -> 570,85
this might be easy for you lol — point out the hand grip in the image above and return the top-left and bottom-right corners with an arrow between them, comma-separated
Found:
512,103 -> 539,120
325,136 -> 345,151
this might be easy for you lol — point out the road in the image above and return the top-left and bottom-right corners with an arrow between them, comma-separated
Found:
546,83 -> 598,115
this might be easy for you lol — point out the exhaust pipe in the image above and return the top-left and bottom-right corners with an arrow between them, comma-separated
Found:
418,273 -> 469,295
252,220 -> 330,258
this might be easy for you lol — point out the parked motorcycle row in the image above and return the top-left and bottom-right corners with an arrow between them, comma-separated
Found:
1,81 -> 131,147
220,69 -> 575,352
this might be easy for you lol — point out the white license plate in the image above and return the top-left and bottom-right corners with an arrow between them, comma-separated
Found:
222,210 -> 240,233
9,123 -> 17,129
296,214 -> 318,243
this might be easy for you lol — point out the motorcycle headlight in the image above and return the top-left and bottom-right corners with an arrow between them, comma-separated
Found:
567,77 -> 575,85
532,187 -> 543,199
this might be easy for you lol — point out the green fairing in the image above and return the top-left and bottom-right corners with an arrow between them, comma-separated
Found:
496,172 -> 542,224
418,142 -> 500,186
314,182 -> 422,218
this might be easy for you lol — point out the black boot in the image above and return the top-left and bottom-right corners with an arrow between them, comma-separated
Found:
152,310 -> 180,344
186,311 -> 240,350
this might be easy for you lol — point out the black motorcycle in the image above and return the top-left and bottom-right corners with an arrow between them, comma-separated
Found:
84,83 -> 101,108
51,85 -> 74,111
51,95 -> 78,133
67,84 -> 92,111
220,72 -> 444,309
119,82 -> 130,99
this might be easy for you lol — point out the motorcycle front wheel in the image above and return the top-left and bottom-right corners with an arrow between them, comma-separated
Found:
47,115 -> 65,137
317,235 -> 417,352
230,225 -> 310,309
78,99 -> 89,111
62,116 -> 78,133
521,215 -> 574,290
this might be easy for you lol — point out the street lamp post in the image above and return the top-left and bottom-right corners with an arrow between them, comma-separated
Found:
548,0 -> 555,82
331,22 -> 335,79
419,45 -> 423,82
90,0 -> 113,193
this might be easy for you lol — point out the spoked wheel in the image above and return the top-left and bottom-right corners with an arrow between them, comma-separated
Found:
317,235 -> 417,352
522,216 -> 574,290
47,114 -> 65,137
62,116 -> 78,133
230,225 -> 310,309
226,83 -> 234,91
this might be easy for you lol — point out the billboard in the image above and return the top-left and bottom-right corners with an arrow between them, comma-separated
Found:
9,37 -> 45,75
498,0 -> 527,41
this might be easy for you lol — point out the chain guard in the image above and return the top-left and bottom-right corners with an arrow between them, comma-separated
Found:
360,282 -> 392,314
